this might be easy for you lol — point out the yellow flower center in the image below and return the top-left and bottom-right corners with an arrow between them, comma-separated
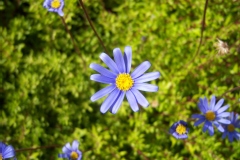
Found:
70,151 -> 78,160
115,73 -> 134,91
176,124 -> 186,135
0,154 -> 3,160
227,124 -> 235,132
51,0 -> 61,9
205,111 -> 216,121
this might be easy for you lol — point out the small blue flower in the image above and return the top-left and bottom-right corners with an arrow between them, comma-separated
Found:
58,140 -> 82,160
169,120 -> 189,139
90,46 -> 160,114
43,0 -> 64,16
192,96 -> 231,136
0,142 -> 17,160
222,112 -> 240,142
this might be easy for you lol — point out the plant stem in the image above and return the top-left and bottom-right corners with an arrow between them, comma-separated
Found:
60,17 -> 86,67
78,0 -> 109,54
15,144 -> 63,152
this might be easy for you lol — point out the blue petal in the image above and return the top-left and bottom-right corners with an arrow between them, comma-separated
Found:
222,132 -> 227,139
194,118 -> 205,126
90,74 -> 115,84
62,143 -> 72,154
217,112 -> 230,118
213,121 -> 224,132
229,133 -> 233,142
110,91 -> 125,114
58,153 -> 68,158
133,83 -> 158,92
90,63 -> 117,78
217,118 -> 231,124
203,97 -> 209,110
100,53 -> 119,74
72,140 -> 79,151
124,46 -> 132,73
100,89 -> 120,113
134,72 -> 160,83
178,134 -> 188,139
91,85 -> 116,102
126,90 -> 139,112
198,98 -> 207,114
130,88 -> 149,108
216,105 -> 229,114
131,61 -> 151,79
3,145 -> 15,158
58,10 -> 64,16
210,96 -> 216,110
191,114 -> 204,119
213,98 -> 224,111
208,123 -> 214,136
113,48 -> 125,73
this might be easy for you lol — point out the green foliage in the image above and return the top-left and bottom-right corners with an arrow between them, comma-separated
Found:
1,0 -> 240,159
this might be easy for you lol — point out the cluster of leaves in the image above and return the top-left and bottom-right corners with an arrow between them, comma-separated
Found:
1,0 -> 239,159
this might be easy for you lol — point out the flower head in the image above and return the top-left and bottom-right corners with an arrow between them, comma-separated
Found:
169,120 -> 189,139
222,112 -> 240,142
90,46 -> 160,114
0,142 -> 17,160
215,38 -> 229,56
58,140 -> 82,160
192,96 -> 231,136
43,0 -> 64,16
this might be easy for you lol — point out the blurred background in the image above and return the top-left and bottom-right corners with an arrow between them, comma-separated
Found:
1,0 -> 240,159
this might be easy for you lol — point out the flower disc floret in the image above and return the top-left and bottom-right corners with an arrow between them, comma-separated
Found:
70,151 -> 79,160
116,73 -> 134,91
176,124 -> 187,135
192,96 -> 231,136
51,0 -> 61,8
205,111 -> 216,121
90,46 -> 160,114
227,124 -> 235,132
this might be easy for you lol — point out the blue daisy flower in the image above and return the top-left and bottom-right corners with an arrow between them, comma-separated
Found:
0,142 -> 17,160
58,140 -> 82,160
90,46 -> 160,114
169,120 -> 189,139
222,112 -> 240,142
43,0 -> 64,16
191,96 -> 231,136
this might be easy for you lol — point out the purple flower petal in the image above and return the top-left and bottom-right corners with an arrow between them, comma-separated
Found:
2,145 -> 15,158
133,83 -> 158,92
130,88 -> 149,108
113,48 -> 125,73
131,61 -> 151,79
100,53 -> 119,74
134,72 -> 160,83
100,89 -> 120,113
216,105 -> 229,114
210,96 -> 216,110
110,91 -> 125,114
62,143 -> 71,154
72,140 -> 79,151
90,74 -> 115,84
217,112 -> 230,118
124,46 -> 132,73
213,98 -> 224,111
194,118 -> 205,126
58,154 -> 68,158
90,63 -> 117,78
191,114 -> 205,119
217,118 -> 231,124
213,121 -> 224,132
91,85 -> 116,102
126,90 -> 139,112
